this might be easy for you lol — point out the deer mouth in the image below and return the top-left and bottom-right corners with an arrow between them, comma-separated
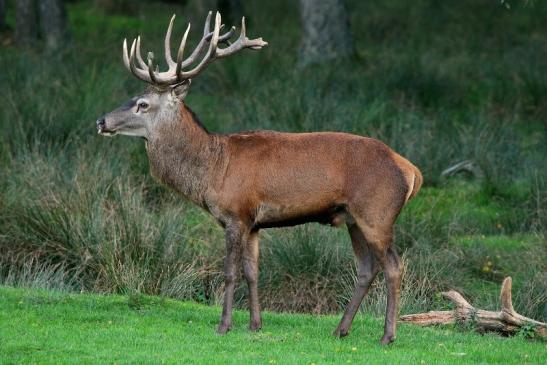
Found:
97,125 -> 117,136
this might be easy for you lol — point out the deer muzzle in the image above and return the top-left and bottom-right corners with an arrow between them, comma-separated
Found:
96,116 -> 116,136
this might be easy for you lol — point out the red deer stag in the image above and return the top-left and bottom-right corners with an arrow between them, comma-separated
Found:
96,12 -> 422,344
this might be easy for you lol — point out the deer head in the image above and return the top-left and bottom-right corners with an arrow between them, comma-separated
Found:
96,12 -> 267,139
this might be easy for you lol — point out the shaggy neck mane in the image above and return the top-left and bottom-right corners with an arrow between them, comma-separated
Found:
145,103 -> 226,207
184,104 -> 209,134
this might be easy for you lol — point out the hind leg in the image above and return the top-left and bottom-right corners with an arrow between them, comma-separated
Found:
379,246 -> 402,344
333,223 -> 380,337
357,220 -> 403,344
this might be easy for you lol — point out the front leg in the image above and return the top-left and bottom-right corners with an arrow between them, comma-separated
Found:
242,230 -> 261,331
217,222 -> 248,334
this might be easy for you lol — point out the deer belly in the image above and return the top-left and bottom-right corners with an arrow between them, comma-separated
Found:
253,202 -> 351,229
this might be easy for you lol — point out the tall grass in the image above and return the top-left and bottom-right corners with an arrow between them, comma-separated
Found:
0,0 -> 546,321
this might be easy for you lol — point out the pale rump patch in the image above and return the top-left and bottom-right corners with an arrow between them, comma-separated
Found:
389,150 -> 420,205
404,173 -> 415,203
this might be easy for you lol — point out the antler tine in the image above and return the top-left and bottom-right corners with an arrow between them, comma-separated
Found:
123,38 -> 131,72
210,12 -> 221,53
240,16 -> 246,38
177,11 -> 221,80
176,23 -> 191,81
128,39 -> 141,78
170,12 -> 233,74
128,38 -> 153,83
147,53 -> 158,84
203,11 -> 212,36
164,14 -> 177,69
176,23 -> 232,70
203,23 -> 229,41
218,26 -> 236,43
216,17 -> 268,58
135,36 -> 148,69
176,11 -> 216,70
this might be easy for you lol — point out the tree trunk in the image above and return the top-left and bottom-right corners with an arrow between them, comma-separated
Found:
94,0 -> 136,15
192,0 -> 218,17
38,0 -> 69,50
218,0 -> 244,26
0,0 -> 6,30
15,0 -> 38,47
298,0 -> 355,66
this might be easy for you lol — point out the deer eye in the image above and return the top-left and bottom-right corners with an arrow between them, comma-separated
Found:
137,101 -> 149,110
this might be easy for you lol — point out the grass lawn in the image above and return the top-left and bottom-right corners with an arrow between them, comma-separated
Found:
0,287 -> 544,364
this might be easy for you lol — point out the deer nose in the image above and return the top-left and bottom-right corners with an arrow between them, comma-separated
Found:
96,117 -> 106,128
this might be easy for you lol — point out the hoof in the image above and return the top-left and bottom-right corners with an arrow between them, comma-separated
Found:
379,335 -> 395,345
332,327 -> 349,338
217,323 -> 231,335
249,325 -> 262,332
249,323 -> 262,332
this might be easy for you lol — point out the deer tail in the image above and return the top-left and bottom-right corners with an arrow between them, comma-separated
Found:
405,166 -> 423,203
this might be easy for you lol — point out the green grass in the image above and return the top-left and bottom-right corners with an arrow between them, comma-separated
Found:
0,0 -> 546,336
447,234 -> 546,317
1,286 -> 545,365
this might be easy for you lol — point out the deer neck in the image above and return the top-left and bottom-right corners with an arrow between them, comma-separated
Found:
145,104 -> 226,207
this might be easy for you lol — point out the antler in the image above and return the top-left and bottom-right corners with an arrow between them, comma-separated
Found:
122,12 -> 268,86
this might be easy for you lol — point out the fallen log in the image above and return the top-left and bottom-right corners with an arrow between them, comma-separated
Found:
400,277 -> 546,339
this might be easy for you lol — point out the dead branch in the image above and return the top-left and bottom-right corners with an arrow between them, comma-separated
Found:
441,159 -> 484,180
400,277 -> 546,339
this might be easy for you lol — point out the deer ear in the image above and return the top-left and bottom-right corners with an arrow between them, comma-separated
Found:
171,79 -> 191,101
